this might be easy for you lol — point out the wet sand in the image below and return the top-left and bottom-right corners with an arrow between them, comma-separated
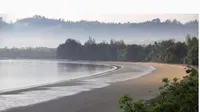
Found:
3,62 -> 187,112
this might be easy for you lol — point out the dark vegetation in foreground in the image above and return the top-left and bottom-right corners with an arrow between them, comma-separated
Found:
57,35 -> 198,66
119,68 -> 198,112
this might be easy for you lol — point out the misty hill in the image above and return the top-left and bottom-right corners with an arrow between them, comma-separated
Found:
0,15 -> 198,47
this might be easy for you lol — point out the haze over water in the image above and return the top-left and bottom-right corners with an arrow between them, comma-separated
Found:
0,59 -> 112,91
0,59 -> 155,111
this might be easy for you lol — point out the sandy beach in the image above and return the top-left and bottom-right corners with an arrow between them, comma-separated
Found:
3,62 -> 187,112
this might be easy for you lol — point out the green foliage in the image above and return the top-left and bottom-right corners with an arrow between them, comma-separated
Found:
57,39 -> 82,60
152,102 -> 178,112
161,42 -> 187,63
125,45 -> 145,62
119,95 -> 134,112
119,69 -> 198,112
184,36 -> 198,66
57,35 -> 198,66
184,46 -> 198,66
119,95 -> 148,112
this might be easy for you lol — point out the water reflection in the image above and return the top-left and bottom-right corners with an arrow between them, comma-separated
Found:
0,60 -> 111,91
57,63 -> 108,74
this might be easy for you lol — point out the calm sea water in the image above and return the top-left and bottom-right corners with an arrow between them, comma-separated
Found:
0,59 -> 155,111
0,59 -> 112,91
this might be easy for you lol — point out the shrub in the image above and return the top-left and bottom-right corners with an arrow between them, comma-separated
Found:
119,69 -> 198,112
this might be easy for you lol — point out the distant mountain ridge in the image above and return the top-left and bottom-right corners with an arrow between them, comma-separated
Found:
0,15 -> 198,47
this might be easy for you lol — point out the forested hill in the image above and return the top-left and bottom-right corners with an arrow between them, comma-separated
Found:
0,16 -> 198,44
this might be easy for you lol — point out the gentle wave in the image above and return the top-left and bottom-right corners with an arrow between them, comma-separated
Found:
0,62 -> 117,93
0,63 -> 155,111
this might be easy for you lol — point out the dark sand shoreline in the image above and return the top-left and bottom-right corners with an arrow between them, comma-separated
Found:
3,62 -> 187,112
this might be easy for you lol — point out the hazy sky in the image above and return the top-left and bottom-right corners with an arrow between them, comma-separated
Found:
1,13 -> 198,23
0,0 -> 198,23
0,0 -> 198,48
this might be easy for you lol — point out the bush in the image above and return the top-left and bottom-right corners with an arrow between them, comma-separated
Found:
119,69 -> 198,112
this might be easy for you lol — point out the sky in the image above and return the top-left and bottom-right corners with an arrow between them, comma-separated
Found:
0,13 -> 198,23
0,0 -> 198,23
0,0 -> 199,48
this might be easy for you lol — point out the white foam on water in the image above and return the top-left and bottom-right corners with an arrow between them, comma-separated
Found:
0,64 -> 155,111
0,82 -> 109,111
84,65 -> 155,83
0,61 -> 117,93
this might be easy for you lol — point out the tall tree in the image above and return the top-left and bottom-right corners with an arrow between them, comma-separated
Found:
84,37 -> 98,60
184,36 -> 198,66
57,39 -> 82,60
56,35 -> 198,66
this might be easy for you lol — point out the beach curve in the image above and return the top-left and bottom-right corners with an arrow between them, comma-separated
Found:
1,62 -> 186,112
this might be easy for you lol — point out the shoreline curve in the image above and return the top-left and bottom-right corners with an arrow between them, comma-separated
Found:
0,62 -> 159,112
0,62 -> 120,94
